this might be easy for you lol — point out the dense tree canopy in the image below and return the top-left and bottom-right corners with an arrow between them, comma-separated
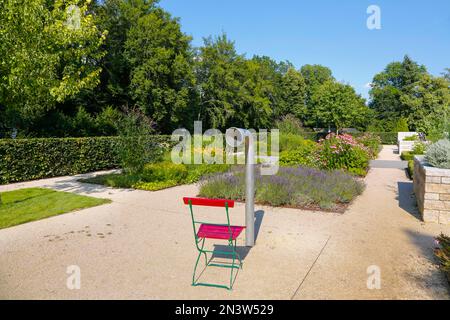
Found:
0,0 -> 106,134
0,1 -> 448,138
369,55 -> 450,135
311,80 -> 370,132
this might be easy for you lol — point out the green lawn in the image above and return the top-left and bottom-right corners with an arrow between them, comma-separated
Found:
0,188 -> 111,229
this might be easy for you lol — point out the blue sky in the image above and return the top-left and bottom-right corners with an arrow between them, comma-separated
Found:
160,0 -> 449,100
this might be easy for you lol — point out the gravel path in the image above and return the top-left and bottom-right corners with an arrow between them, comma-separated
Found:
0,146 -> 449,299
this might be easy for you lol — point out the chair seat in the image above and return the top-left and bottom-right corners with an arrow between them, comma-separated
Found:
197,224 -> 245,240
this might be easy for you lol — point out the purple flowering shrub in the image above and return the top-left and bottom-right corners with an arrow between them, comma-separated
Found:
199,166 -> 365,211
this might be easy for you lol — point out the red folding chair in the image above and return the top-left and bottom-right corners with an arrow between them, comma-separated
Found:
183,197 -> 245,290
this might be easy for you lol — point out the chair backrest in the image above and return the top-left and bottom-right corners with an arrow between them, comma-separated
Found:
183,197 -> 235,243
183,197 -> 235,208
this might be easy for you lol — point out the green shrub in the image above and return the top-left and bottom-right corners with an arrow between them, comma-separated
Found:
355,133 -> 382,159
81,162 -> 229,191
275,114 -> 306,135
0,137 -> 120,184
403,135 -> 419,141
401,151 -> 414,161
133,180 -> 180,191
393,118 -> 410,132
142,162 -> 188,182
407,160 -> 414,179
355,132 -> 397,145
279,141 -> 317,167
116,108 -> 156,174
184,164 -> 230,183
435,234 -> 450,283
412,141 -> 426,155
425,139 -> 450,169
316,134 -> 370,176
401,143 -> 425,161
0,136 -> 173,184
279,133 -> 307,152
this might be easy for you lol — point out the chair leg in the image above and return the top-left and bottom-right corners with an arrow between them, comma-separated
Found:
192,238 -> 206,286
234,239 -> 243,269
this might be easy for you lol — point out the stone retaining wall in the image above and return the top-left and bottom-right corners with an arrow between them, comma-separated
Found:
413,155 -> 450,224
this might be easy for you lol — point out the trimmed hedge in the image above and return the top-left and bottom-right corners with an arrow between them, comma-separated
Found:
352,132 -> 397,145
0,136 -> 172,184
303,132 -> 397,144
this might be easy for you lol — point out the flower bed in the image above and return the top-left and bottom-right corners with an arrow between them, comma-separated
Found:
198,166 -> 365,212
279,133 -> 380,176
80,162 -> 230,191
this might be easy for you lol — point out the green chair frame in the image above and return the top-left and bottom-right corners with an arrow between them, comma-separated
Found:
183,197 -> 244,290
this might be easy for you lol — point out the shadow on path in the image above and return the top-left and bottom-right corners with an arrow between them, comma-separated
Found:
403,229 -> 450,298
397,181 -> 421,221
47,175 -> 133,196
212,209 -> 265,261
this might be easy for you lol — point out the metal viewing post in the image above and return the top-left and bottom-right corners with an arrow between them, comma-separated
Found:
225,128 -> 255,247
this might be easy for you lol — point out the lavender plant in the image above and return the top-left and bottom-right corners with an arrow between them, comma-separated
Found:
199,166 -> 365,211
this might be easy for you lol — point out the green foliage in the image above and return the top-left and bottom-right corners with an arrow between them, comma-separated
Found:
116,108 -> 156,174
310,80 -> 370,131
412,141 -> 426,155
407,160 -> 414,179
199,166 -> 365,211
355,133 -> 382,159
275,114 -> 307,135
367,132 -> 398,144
401,152 -> 415,161
0,0 -> 106,129
279,134 -> 309,152
279,136 -> 317,166
195,34 -> 243,128
435,234 -> 450,283
403,135 -> 419,141
195,35 -> 280,129
142,162 -> 188,182
278,68 -> 307,120
0,137 -> 120,184
277,133 -> 373,175
184,164 -> 230,183
124,6 -> 195,132
366,117 -> 409,133
316,134 -> 370,176
0,135 -> 173,184
0,187 -> 110,229
394,118 -> 410,132
1,2 -> 445,141
279,149 -> 317,167
370,56 -> 450,135
81,161 -> 229,191
425,139 -> 450,169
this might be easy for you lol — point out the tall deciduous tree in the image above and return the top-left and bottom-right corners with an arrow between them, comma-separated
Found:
195,34 -> 244,129
124,6 -> 195,132
370,55 -> 449,134
278,68 -> 307,121
311,80 -> 369,132
300,64 -> 334,126
0,0 -> 106,132
91,0 -> 156,108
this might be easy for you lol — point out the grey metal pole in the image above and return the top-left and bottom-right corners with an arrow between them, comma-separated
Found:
245,135 -> 255,247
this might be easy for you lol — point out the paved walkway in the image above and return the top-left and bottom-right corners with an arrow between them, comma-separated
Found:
0,146 -> 449,299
